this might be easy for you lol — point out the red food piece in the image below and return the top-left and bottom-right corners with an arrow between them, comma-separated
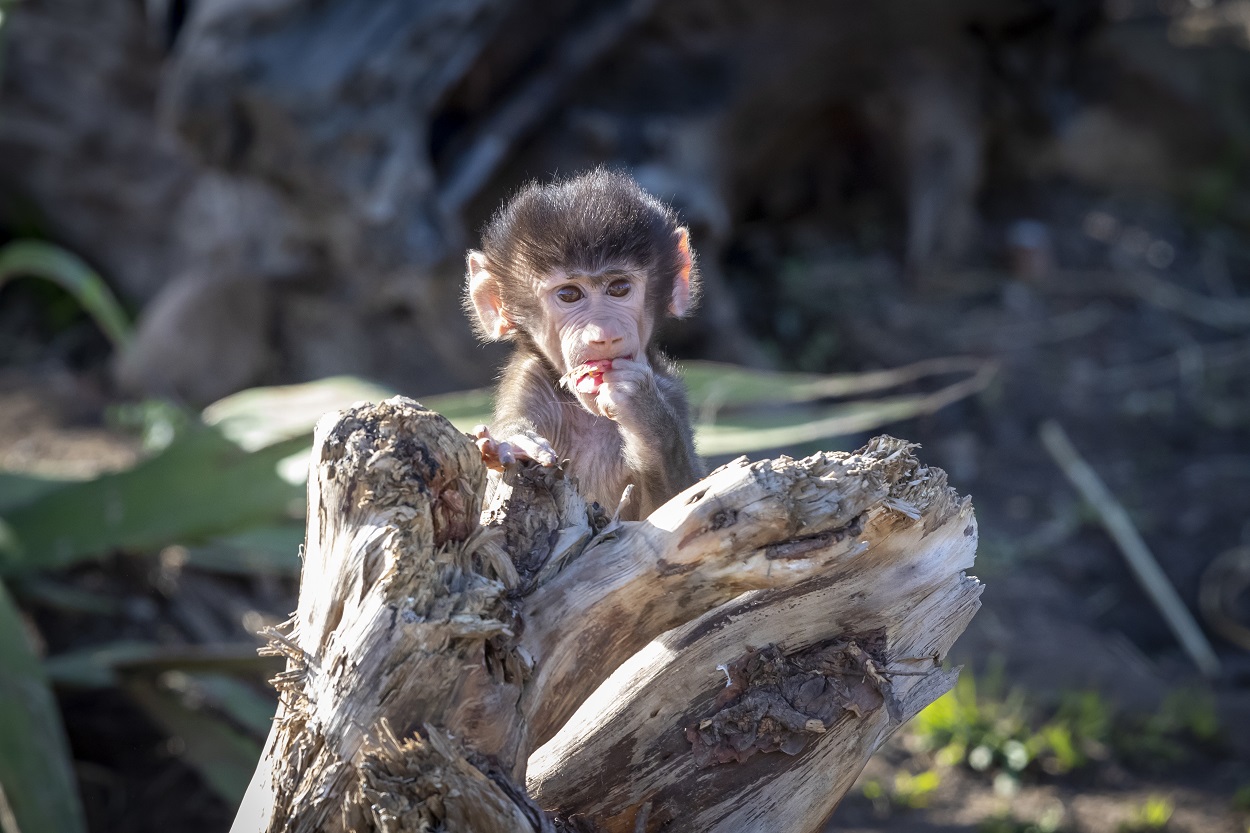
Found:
574,359 -> 614,394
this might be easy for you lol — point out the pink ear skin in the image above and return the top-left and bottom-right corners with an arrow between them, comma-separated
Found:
467,250 -> 515,340
669,227 -> 693,318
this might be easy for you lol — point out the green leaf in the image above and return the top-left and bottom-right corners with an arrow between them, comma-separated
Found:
683,356 -> 991,409
0,580 -> 88,833
420,387 -> 496,431
45,641 -> 175,689
124,676 -> 260,804
693,394 -> 943,457
203,375 -> 497,446
0,240 -> 133,349
202,375 -> 398,451
44,641 -> 280,689
169,672 -> 276,738
182,524 -> 305,576
686,357 -> 997,456
0,473 -> 70,514
682,361 -> 829,408
0,425 -> 308,575
11,577 -> 129,617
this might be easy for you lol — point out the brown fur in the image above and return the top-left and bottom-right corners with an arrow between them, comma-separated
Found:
466,169 -> 703,518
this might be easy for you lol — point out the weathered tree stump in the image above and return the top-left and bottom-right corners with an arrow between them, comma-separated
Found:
230,397 -> 982,833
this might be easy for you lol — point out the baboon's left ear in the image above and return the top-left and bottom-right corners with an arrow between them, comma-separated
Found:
669,227 -> 694,318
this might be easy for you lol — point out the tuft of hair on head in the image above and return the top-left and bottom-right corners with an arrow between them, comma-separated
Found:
479,167 -> 699,322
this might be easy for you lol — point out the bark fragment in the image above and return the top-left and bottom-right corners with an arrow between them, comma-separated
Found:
686,638 -> 889,768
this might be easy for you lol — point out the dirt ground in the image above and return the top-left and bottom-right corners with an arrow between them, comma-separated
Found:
3,186 -> 1250,831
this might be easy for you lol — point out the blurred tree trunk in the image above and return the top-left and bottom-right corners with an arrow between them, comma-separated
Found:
230,397 -> 981,833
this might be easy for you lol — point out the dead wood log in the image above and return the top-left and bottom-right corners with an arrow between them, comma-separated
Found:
230,397 -> 982,833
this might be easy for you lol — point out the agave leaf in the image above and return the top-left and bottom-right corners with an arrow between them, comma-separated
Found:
44,641 -> 280,689
694,387 -> 986,457
168,672 -> 276,739
0,426 -> 308,575
0,473 -> 68,514
11,578 -> 129,616
203,375 -> 495,444
0,240 -> 132,349
203,376 -> 397,451
0,580 -> 88,833
683,356 -> 991,409
124,676 -> 260,804
420,387 -> 495,431
182,524 -> 305,576
689,358 -> 996,455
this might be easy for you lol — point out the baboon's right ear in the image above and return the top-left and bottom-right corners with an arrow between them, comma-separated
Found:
466,251 -> 514,341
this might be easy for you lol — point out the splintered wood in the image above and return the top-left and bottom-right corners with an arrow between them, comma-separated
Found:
230,397 -> 982,833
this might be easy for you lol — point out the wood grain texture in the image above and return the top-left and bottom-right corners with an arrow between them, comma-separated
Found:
232,398 -> 543,833
529,442 -> 981,831
230,399 -> 980,833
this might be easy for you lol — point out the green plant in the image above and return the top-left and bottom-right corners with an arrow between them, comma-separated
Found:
861,768 -> 942,811
1112,689 -> 1220,768
1151,689 -> 1220,742
0,240 -> 134,349
1040,690 -> 1113,773
682,355 -> 997,456
0,580 -> 88,833
980,807 -> 1066,833
0,0 -> 13,89
1119,796 -> 1174,832
909,668 -> 1225,786
910,670 -> 1111,784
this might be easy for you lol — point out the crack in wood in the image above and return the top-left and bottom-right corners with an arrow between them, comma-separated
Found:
764,513 -> 865,560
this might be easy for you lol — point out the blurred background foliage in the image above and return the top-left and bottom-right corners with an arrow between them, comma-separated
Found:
1,0 -> 1249,831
